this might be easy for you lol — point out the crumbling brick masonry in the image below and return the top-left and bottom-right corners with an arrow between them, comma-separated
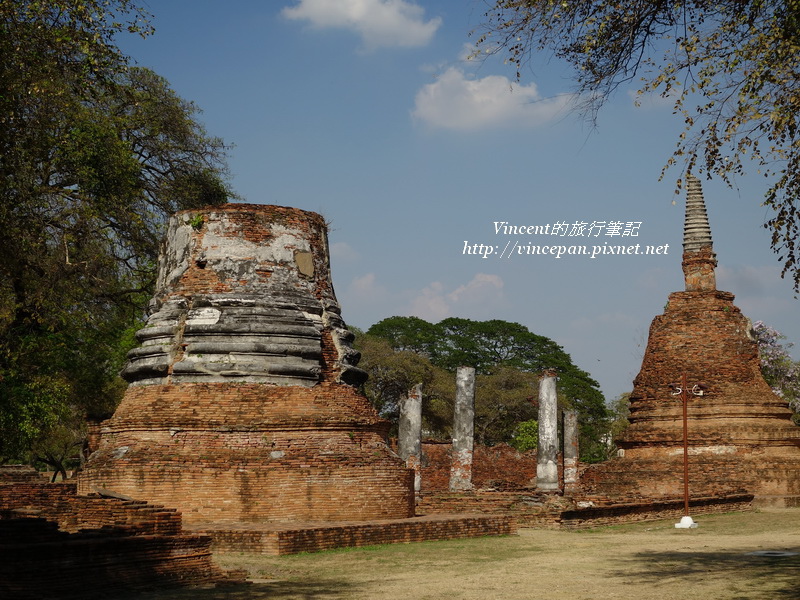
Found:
78,205 -> 414,524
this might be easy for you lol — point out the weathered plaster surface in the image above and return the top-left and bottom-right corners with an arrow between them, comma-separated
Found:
80,204 -> 413,524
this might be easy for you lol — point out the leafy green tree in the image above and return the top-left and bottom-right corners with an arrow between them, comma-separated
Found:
429,317 -> 603,412
511,418 -> 539,452
29,406 -> 87,482
366,316 -> 609,459
353,333 -> 454,437
475,1 -> 800,290
474,366 -> 538,445
753,321 -> 800,421
365,316 -> 438,355
0,1 -> 234,462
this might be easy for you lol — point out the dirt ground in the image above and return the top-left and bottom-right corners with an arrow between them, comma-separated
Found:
135,508 -> 800,600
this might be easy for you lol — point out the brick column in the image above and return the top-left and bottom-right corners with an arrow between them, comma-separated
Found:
536,370 -> 559,491
398,383 -> 423,494
450,366 -> 475,492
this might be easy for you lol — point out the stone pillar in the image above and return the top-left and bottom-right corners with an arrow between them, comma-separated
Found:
563,410 -> 579,491
536,370 -> 559,491
398,383 -> 423,494
450,366 -> 475,492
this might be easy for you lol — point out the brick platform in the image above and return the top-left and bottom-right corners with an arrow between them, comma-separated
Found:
191,513 -> 516,555
559,493 -> 754,529
0,482 -> 242,598
0,465 -> 46,486
418,490 -> 567,527
418,488 -> 754,529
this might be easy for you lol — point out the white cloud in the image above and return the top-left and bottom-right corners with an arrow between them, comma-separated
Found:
330,241 -> 359,262
340,272 -> 506,329
408,273 -> 506,321
412,67 -> 573,131
281,0 -> 441,50
408,281 -> 451,322
349,272 -> 388,301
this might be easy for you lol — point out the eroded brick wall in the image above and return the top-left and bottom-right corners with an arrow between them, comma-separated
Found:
0,483 -> 239,598
81,205 -> 415,524
585,287 -> 800,502
420,442 -> 538,492
80,383 -> 414,523
0,465 -> 44,486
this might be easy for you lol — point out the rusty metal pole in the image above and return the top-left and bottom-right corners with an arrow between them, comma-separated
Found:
675,372 -> 697,528
682,372 -> 689,516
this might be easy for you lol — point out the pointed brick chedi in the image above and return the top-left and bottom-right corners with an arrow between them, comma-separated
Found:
79,205 -> 414,524
581,177 -> 800,505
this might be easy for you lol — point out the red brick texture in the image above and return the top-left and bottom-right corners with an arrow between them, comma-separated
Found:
583,286 -> 800,504
0,483 -> 240,598
80,205 -> 416,526
79,382 -> 415,524
419,442 -> 537,492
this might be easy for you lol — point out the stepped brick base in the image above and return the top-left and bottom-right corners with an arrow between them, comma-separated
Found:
580,444 -> 800,506
79,383 -> 415,525
0,483 -> 242,598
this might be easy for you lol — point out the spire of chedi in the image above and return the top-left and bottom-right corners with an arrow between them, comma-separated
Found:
577,176 -> 800,506
682,175 -> 717,291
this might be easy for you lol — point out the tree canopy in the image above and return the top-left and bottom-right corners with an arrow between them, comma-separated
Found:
0,0 -> 234,463
353,333 -> 455,436
475,0 -> 800,291
363,316 -> 609,460
753,320 -> 800,420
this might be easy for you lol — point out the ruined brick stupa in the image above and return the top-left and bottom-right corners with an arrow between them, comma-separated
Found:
79,204 -> 414,524
580,177 -> 800,506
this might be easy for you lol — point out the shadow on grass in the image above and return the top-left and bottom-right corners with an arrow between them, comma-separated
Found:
128,578 -> 368,600
613,547 -> 800,598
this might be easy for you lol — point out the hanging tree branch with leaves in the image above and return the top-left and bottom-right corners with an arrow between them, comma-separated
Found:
475,0 -> 800,290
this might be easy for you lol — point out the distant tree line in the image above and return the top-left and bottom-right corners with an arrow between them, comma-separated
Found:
355,316 -> 611,462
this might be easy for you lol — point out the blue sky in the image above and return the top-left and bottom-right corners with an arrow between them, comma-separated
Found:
121,0 -> 799,401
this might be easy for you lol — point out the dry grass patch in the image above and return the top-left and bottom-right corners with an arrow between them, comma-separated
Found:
133,508 -> 800,600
